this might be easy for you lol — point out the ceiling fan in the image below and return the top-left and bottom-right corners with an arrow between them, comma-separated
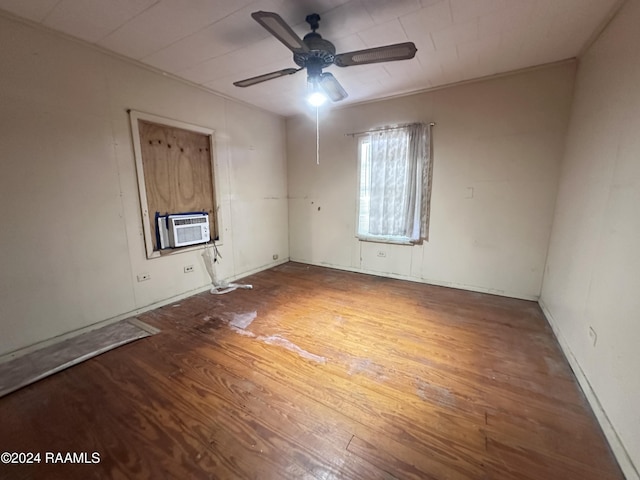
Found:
234,11 -> 418,105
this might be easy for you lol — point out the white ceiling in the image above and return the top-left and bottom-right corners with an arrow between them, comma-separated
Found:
0,0 -> 622,117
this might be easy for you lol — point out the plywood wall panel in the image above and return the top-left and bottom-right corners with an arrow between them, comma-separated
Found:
138,120 -> 216,249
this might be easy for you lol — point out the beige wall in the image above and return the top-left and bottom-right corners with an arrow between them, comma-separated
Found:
0,14 -> 288,357
540,0 -> 640,477
287,63 -> 575,300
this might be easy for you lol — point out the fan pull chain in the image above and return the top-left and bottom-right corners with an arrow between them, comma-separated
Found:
316,106 -> 320,165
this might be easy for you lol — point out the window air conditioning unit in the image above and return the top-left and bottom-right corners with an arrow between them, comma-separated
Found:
162,213 -> 209,248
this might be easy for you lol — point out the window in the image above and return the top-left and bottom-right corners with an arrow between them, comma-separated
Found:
129,110 -> 220,259
357,123 -> 431,244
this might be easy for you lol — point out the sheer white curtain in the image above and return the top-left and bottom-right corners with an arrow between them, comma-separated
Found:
358,123 -> 430,243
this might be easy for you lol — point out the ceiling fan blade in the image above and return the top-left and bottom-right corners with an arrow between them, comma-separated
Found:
234,68 -> 300,87
251,11 -> 309,54
334,42 -> 417,67
319,73 -> 348,102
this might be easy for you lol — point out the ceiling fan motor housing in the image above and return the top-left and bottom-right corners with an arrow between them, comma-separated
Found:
294,32 -> 336,71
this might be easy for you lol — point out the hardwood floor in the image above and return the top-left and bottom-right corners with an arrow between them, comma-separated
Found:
0,262 -> 624,479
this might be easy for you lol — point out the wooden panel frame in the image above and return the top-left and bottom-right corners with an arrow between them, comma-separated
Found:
129,110 -> 222,259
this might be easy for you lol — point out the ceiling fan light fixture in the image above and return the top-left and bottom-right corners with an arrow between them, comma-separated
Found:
307,74 -> 327,106
319,72 -> 348,102
235,11 -> 417,107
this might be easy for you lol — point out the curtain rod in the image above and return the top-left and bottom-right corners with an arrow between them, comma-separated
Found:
345,122 -> 436,137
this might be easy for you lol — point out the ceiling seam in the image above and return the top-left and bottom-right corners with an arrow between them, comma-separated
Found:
577,0 -> 628,59
136,3 -> 268,61
95,0 -> 161,46
40,0 -> 63,23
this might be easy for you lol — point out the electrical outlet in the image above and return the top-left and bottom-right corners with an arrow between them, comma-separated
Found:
137,273 -> 150,282
377,251 -> 386,258
273,254 -> 279,260
184,265 -> 194,273
588,326 -> 597,347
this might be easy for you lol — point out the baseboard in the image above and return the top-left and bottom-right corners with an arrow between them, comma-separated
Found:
230,257 -> 290,280
0,283 -> 210,365
289,258 -> 539,301
539,300 -> 639,480
0,258 -> 290,365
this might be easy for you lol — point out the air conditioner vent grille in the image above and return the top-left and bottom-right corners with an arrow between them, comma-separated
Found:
173,217 -> 207,226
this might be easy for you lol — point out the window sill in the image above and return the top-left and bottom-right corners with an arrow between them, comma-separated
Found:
356,235 -> 415,246
147,240 -> 221,259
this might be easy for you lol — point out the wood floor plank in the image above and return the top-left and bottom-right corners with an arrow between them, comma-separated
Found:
126,332 -> 403,479
484,411 -> 620,475
171,330 -> 485,477
0,262 -> 624,479
346,434 -> 476,480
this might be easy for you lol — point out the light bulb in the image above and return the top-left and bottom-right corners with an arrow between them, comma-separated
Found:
307,91 -> 327,107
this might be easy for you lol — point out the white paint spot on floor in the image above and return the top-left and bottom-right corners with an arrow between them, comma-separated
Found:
230,326 -> 256,337
260,335 -> 326,364
201,312 -> 324,364
347,357 -> 388,382
416,379 -> 456,407
348,358 -> 372,375
229,311 -> 257,330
